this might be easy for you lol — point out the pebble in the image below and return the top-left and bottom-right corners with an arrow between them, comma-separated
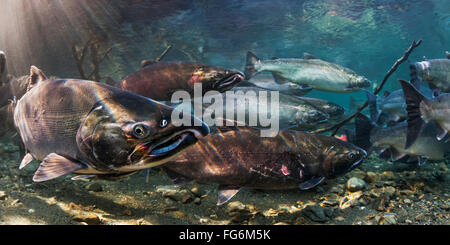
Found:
365,172 -> 379,183
350,169 -> 367,180
72,213 -> 102,225
274,222 -> 289,225
335,216 -> 345,222
380,171 -> 395,180
301,205 -> 333,223
263,208 -> 279,217
157,186 -> 190,202
339,191 -> 362,209
321,193 -> 341,206
164,198 -> 177,206
329,185 -> 345,194
11,199 -> 21,206
226,201 -> 253,222
190,186 -> 206,197
227,201 -> 246,214
346,177 -> 367,192
171,211 -> 186,219
0,191 -> 7,200
383,186 -> 396,197
85,183 -> 103,192
381,213 -> 397,225
181,195 -> 192,204
399,190 -> 415,196
193,197 -> 201,205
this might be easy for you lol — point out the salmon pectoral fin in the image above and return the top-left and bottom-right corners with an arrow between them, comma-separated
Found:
390,148 -> 407,162
435,122 -> 448,141
33,153 -> 88,182
298,176 -> 325,190
19,153 -> 34,170
217,185 -> 241,206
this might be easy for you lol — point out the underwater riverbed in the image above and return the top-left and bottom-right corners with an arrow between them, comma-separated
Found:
0,141 -> 448,225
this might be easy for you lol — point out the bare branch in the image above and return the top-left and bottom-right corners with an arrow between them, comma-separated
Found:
155,44 -> 172,62
311,40 -> 423,136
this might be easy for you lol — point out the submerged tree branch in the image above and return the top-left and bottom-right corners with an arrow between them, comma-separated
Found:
72,39 -> 113,82
155,44 -> 172,62
311,39 -> 423,136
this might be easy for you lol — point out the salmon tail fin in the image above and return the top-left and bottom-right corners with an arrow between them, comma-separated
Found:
398,80 -> 429,149
244,51 -> 260,80
354,113 -> 375,153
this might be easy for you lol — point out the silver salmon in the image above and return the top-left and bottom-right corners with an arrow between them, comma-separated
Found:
410,52 -> 450,92
355,113 -> 449,165
175,86 -> 330,131
399,80 -> 450,148
240,73 -> 312,96
244,52 -> 371,93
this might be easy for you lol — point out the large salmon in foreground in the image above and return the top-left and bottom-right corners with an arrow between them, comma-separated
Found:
164,127 -> 367,205
14,66 -> 210,182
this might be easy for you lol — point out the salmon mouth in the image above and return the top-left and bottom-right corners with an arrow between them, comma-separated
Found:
148,129 -> 200,159
214,72 -> 245,91
135,123 -> 209,168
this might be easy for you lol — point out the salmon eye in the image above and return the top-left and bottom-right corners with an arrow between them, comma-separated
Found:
132,124 -> 149,138
347,152 -> 357,161
160,119 -> 168,128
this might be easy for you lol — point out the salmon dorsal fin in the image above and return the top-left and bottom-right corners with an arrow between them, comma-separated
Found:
303,52 -> 318,60
27,66 -> 48,91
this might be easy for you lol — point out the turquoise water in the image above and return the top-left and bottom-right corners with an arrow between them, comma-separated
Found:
1,0 -> 449,106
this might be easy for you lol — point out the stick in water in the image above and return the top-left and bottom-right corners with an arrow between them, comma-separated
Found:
312,40 -> 423,136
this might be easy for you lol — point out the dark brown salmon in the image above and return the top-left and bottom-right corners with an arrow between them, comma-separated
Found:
163,127 -> 367,205
14,66 -> 209,182
0,51 -> 29,137
120,61 -> 244,101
